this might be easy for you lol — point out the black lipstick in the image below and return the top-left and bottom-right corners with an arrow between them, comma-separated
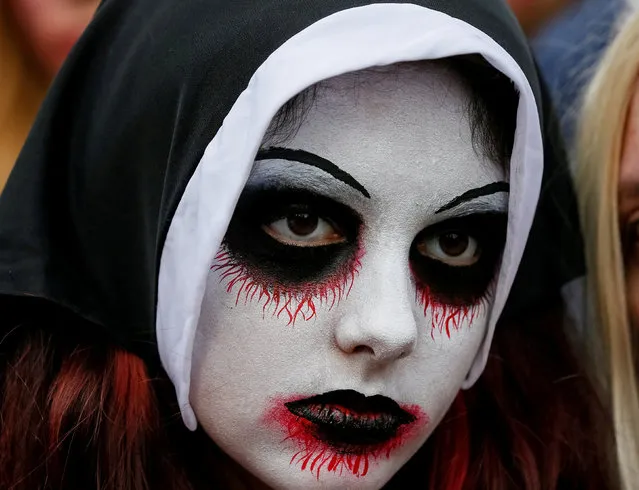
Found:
285,389 -> 416,449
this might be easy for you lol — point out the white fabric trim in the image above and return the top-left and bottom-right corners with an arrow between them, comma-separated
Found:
157,3 -> 543,430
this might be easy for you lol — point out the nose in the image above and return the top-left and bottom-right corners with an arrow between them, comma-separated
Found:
333,273 -> 418,363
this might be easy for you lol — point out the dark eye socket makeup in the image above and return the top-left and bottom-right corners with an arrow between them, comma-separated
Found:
219,146 -> 508,313
222,189 -> 505,308
409,213 -> 507,307
223,188 -> 362,285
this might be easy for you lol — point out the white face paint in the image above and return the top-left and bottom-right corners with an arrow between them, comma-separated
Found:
190,63 -> 509,489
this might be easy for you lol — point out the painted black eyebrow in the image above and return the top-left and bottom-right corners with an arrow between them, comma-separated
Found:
255,147 -> 371,199
435,182 -> 510,214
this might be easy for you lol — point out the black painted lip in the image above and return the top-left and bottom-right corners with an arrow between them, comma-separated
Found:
284,389 -> 416,447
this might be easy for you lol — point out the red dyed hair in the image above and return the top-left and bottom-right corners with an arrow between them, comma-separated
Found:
0,299 -> 616,490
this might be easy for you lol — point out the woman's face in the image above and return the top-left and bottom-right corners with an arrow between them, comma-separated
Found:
191,64 -> 509,489
619,83 -> 639,329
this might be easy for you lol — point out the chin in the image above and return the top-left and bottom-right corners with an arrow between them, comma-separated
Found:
252,458 -> 403,490
233,391 -> 430,490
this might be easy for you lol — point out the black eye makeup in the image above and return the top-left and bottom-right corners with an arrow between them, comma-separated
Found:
213,186 -> 364,324
410,213 -> 507,308
214,183 -> 507,331
410,211 -> 507,338
222,187 -> 362,284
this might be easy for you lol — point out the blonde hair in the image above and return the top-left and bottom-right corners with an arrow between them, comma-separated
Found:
575,6 -> 639,488
0,3 -> 48,191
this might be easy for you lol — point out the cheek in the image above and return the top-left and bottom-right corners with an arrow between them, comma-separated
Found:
189,274 -> 347,484
189,266 -> 335,405
417,307 -> 489,384
411,313 -> 488,424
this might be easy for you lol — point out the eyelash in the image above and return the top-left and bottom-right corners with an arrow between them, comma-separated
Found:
211,246 -> 364,325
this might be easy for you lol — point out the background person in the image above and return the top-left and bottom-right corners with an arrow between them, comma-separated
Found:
575,3 -> 639,488
0,0 -> 98,190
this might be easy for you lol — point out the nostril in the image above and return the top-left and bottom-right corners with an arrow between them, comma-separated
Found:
397,350 -> 409,360
352,345 -> 375,356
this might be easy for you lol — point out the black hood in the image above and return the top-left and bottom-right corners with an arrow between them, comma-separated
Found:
0,0 -> 583,428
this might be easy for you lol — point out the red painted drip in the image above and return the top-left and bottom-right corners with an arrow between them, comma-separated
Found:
415,284 -> 484,339
211,248 -> 363,325
265,397 -> 427,480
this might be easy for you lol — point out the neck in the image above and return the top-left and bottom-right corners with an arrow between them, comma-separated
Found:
0,5 -> 48,191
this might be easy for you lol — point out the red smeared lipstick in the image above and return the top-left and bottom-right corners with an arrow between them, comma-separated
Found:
285,390 -> 416,447
267,390 -> 427,479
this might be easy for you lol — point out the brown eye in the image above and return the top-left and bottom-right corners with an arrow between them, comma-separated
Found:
287,213 -> 319,236
262,207 -> 345,247
416,232 -> 480,266
438,233 -> 470,257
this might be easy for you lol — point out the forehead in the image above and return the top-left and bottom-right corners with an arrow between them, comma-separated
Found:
278,63 -> 504,203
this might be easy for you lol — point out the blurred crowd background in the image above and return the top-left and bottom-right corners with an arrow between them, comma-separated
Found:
0,0 -> 628,191
0,0 -> 100,188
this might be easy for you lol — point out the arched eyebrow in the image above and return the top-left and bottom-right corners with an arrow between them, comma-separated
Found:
255,147 -> 371,198
435,182 -> 510,214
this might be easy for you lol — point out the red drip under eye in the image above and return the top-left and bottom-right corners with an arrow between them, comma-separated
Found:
211,247 -> 363,325
220,184 -> 505,335
415,282 -> 486,338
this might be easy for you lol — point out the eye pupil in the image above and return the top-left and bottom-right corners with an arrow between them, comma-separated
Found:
439,233 -> 469,257
287,213 -> 319,236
